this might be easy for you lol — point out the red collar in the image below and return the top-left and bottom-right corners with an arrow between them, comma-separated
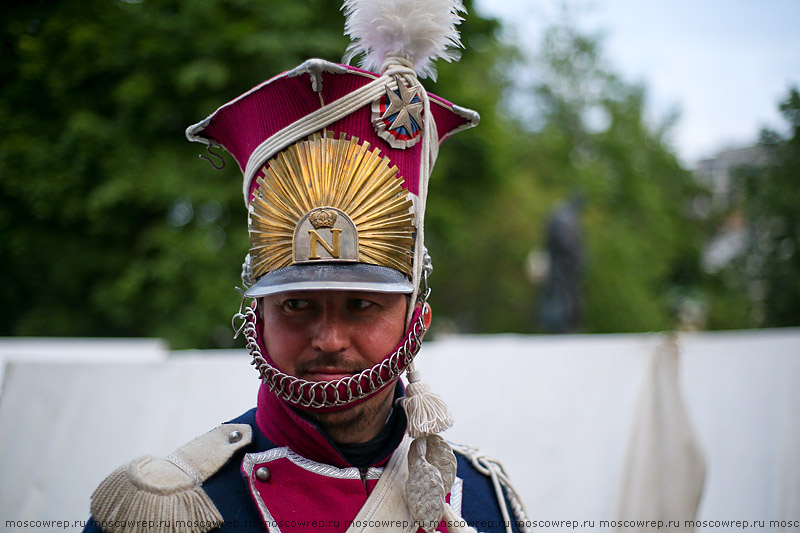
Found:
255,381 -> 406,468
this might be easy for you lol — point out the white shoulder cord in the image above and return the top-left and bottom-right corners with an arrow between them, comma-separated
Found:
451,444 -> 532,533
378,57 -> 440,325
409,84 -> 438,319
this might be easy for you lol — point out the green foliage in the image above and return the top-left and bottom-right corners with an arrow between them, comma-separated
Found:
730,88 -> 800,327
1,0 -> 348,347
427,24 -> 707,334
423,8 -> 523,333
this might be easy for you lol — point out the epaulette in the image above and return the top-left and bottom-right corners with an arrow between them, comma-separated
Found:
90,423 -> 252,533
450,443 -> 531,532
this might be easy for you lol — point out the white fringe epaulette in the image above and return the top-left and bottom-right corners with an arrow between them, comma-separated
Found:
90,423 -> 252,533
342,0 -> 466,80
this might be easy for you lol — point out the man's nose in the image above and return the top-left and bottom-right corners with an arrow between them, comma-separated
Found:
310,311 -> 350,353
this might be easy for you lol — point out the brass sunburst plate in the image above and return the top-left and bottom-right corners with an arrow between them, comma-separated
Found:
248,132 -> 415,280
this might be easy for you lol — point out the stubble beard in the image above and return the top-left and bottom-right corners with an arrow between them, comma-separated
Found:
306,386 -> 395,444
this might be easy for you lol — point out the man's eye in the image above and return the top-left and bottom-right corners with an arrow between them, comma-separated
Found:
284,299 -> 310,311
349,299 -> 374,310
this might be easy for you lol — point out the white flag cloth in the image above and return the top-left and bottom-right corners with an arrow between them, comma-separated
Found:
613,336 -> 706,532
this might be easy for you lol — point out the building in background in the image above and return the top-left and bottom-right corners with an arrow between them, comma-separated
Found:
695,146 -> 772,275
695,146 -> 771,212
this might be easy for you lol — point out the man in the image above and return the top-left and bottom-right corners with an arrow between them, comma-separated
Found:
86,1 -> 528,532
538,193 -> 586,333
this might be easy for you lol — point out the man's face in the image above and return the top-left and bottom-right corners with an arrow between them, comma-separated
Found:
260,290 -> 410,443
260,290 -> 408,380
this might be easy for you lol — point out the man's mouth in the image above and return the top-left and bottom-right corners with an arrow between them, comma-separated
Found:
295,353 -> 368,382
302,368 -> 357,382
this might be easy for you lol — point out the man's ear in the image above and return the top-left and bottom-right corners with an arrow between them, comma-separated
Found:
422,302 -> 432,330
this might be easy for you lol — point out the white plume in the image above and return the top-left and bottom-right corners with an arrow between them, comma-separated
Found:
342,0 -> 466,80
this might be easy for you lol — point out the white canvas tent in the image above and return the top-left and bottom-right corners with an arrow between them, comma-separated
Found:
0,330 -> 798,532
0,338 -> 166,395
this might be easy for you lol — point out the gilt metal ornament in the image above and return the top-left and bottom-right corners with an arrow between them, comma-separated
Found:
248,132 -> 415,278
372,77 -> 424,149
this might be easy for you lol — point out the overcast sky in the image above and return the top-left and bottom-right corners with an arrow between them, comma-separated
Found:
474,0 -> 800,166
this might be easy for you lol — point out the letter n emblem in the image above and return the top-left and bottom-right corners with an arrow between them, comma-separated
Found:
308,229 -> 341,259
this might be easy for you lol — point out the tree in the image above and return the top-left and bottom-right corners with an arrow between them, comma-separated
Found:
431,24 -> 708,334
731,88 -> 800,326
0,0 -> 510,347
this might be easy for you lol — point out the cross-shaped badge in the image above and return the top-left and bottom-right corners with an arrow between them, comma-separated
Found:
381,76 -> 423,135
